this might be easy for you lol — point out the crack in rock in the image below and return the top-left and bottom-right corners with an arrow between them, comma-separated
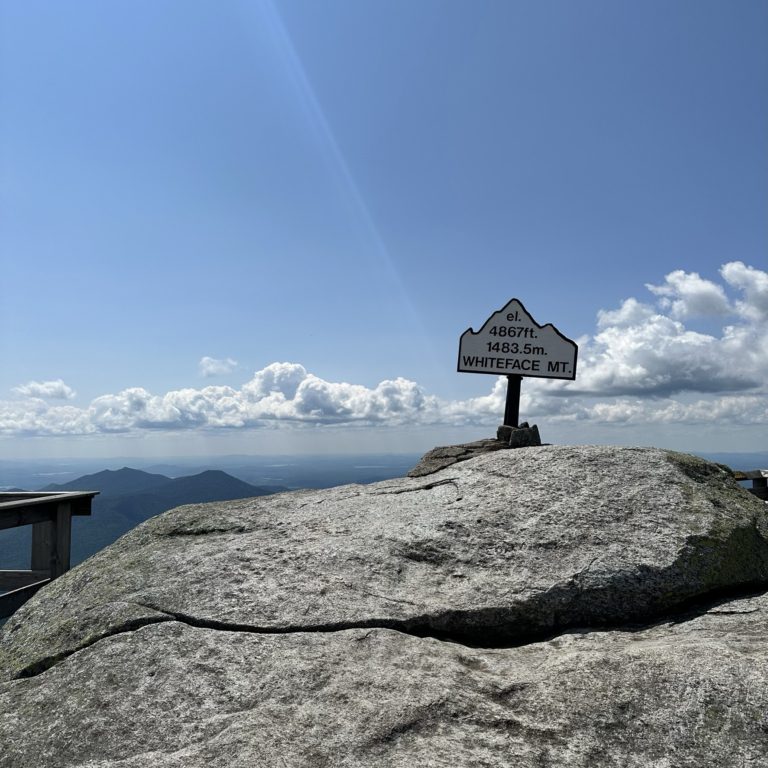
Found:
12,583 -> 768,683
12,609 -> 173,680
368,478 -> 459,496
335,582 -> 420,605
161,524 -> 250,537
298,492 -> 362,509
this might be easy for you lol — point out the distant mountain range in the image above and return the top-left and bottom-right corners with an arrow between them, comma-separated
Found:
41,466 -> 285,506
0,453 -> 424,493
0,468 -> 285,571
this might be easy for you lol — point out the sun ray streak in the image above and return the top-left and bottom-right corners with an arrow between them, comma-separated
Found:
249,0 -> 430,348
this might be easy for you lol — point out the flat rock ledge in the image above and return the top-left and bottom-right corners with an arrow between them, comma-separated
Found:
1,445 -> 768,767
408,425 -> 541,477
407,438 -> 507,476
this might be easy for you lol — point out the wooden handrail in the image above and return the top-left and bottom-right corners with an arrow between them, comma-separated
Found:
732,470 -> 768,501
0,491 -> 98,618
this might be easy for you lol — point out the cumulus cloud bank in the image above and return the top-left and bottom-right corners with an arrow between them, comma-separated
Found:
557,261 -> 768,398
1,364 -> 443,436
2,262 -> 765,437
523,261 -> 768,424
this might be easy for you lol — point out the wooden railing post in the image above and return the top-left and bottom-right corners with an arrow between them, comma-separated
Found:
53,502 -> 72,577
31,521 -> 53,572
30,502 -> 72,579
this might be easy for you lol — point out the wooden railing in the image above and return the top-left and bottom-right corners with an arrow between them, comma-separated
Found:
733,470 -> 768,501
0,491 -> 98,618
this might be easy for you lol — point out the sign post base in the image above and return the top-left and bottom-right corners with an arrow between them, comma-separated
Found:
497,422 -> 541,448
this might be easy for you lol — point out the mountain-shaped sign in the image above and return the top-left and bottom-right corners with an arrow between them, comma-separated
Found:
458,299 -> 578,380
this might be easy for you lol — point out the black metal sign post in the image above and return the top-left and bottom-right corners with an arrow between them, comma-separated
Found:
503,374 -> 522,427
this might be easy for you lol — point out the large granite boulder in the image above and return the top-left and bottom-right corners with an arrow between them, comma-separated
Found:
1,446 -> 767,766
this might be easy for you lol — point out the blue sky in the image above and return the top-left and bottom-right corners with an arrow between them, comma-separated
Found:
1,0 -> 766,458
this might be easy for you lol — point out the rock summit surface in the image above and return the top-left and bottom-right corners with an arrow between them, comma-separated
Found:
1,445 -> 767,766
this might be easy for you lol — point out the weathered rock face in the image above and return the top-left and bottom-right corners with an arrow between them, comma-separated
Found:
407,424 -> 542,478
406,437 -> 508,476
2,595 -> 767,767
1,446 -> 767,767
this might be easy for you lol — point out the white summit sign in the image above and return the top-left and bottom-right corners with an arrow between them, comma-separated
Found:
458,298 -> 578,380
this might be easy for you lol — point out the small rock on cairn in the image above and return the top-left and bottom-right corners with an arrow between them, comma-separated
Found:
497,421 -> 541,448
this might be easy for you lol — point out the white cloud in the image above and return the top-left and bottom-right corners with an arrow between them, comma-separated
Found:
560,264 -> 768,398
720,261 -> 768,322
242,362 -> 307,400
443,377 -> 507,424
12,379 -> 76,400
569,312 -> 759,396
199,356 -> 238,377
0,365 -> 441,436
645,269 -> 730,319
1,263 -> 766,437
536,394 -> 768,426
0,399 -> 92,435
596,297 -> 654,329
